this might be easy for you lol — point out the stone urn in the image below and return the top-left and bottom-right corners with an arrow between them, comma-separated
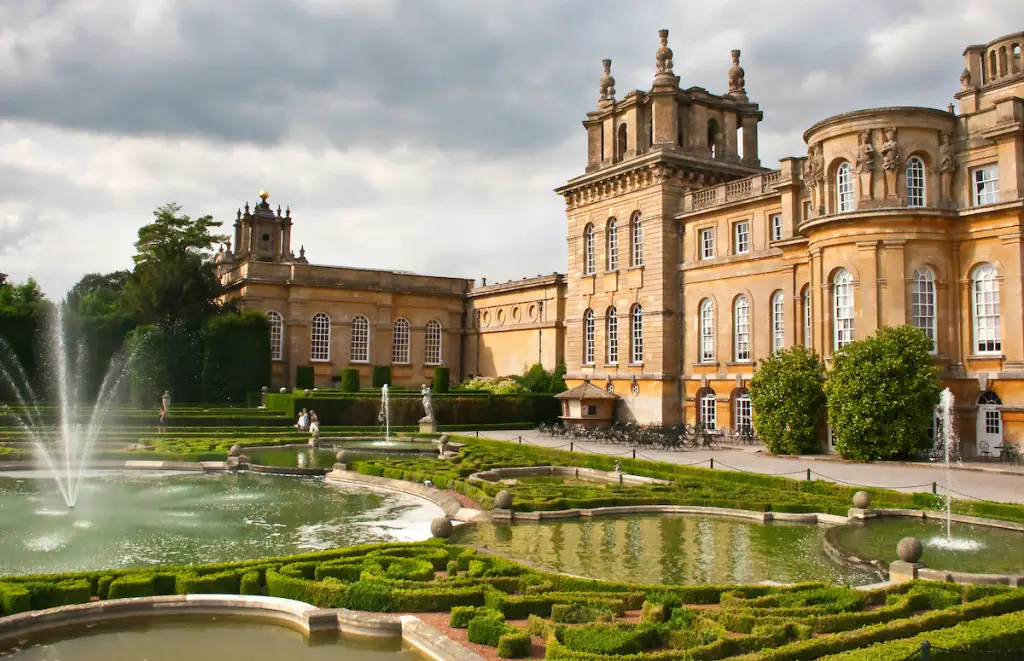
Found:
279,387 -> 288,394
261,386 -> 268,393
229,444 -> 242,458
303,388 -> 311,397
494,490 -> 513,510
852,491 -> 871,509
334,449 -> 349,469
897,536 -> 923,563
431,517 -> 453,538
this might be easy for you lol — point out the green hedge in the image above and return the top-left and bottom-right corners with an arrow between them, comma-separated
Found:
434,366 -> 450,393
296,365 -> 314,389
372,366 -> 391,388
497,630 -> 532,658
341,368 -> 360,392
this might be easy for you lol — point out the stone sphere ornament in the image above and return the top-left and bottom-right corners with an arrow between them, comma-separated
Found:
261,386 -> 268,393
279,387 -> 287,394
430,517 -> 453,538
852,491 -> 871,509
335,450 -> 349,464
303,389 -> 311,397
494,490 -> 513,509
229,444 -> 242,457
897,536 -> 923,563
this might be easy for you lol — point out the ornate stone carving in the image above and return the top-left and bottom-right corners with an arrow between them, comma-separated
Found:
960,67 -> 972,90
599,59 -> 616,102
855,130 -> 875,200
728,50 -> 746,96
938,131 -> 958,205
804,143 -> 825,214
656,29 -> 673,73
881,127 -> 901,198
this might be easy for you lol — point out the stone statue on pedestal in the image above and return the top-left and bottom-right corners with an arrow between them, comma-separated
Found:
419,384 -> 437,433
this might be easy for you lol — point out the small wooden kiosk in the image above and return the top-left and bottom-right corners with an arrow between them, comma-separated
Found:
555,381 -> 618,429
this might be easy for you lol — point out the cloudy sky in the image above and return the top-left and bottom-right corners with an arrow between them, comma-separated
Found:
1,1 -> 1021,297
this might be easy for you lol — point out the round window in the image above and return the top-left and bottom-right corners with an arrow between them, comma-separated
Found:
261,233 -> 271,242
511,306 -> 521,322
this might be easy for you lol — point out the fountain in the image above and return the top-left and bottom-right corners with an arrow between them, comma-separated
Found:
0,306 -> 128,508
377,384 -> 390,440
931,387 -> 983,552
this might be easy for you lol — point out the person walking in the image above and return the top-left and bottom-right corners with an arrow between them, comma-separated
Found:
309,410 -> 320,436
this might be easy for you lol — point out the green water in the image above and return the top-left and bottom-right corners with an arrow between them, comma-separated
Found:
830,517 -> 1024,574
0,470 -> 443,576
454,515 -> 880,586
0,617 -> 422,660
249,443 -> 437,468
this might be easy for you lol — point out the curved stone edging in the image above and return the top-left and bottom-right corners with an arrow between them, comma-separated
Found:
325,469 -> 483,522
489,503 -> 848,524
0,595 -> 486,661
468,465 -> 672,487
0,460 -> 219,473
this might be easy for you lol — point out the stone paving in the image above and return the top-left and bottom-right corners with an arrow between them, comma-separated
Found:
471,429 -> 1024,505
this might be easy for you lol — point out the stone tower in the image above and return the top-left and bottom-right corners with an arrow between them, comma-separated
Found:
232,191 -> 295,262
554,30 -> 766,424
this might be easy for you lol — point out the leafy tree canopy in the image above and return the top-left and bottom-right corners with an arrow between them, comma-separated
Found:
65,271 -> 132,320
0,275 -> 48,316
825,325 -> 941,461
749,346 -> 826,455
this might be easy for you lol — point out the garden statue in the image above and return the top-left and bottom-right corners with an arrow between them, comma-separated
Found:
419,384 -> 437,433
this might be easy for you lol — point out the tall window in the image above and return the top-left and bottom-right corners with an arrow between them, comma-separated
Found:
770,213 -> 783,242
583,309 -> 595,364
801,286 -> 811,349
911,268 -> 936,351
833,269 -> 854,350
700,299 -> 715,363
734,390 -> 752,432
699,388 -> 717,429
606,308 -> 618,364
583,223 -> 595,275
606,219 -> 619,271
771,291 -> 785,352
972,264 -> 1001,354
836,162 -> 854,212
733,221 -> 750,254
267,311 -> 283,361
972,165 -> 999,206
630,212 -> 644,266
734,296 -> 751,362
906,156 -> 926,207
350,315 -> 370,363
424,320 -> 442,365
310,312 -> 331,362
700,227 -> 715,260
392,318 -> 410,364
630,304 -> 643,364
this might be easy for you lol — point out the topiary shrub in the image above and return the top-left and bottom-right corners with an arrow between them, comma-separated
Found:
497,630 -> 532,658
749,346 -> 826,455
433,366 -> 450,393
108,574 -> 157,599
344,580 -> 394,612
468,615 -> 510,646
825,325 -> 941,461
295,365 -> 314,389
451,606 -> 504,628
446,560 -> 459,577
340,368 -> 360,393
240,571 -> 261,595
372,366 -> 391,388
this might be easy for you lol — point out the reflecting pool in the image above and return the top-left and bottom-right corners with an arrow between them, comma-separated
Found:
0,617 -> 424,661
829,517 -> 1024,575
453,514 -> 880,586
0,470 -> 444,575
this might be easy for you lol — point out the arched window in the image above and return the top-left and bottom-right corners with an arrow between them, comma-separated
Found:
836,162 -> 854,212
698,388 -> 717,429
583,309 -> 595,364
617,123 -> 628,159
350,315 -> 370,363
833,269 -> 854,350
424,320 -> 443,365
972,264 -> 1001,354
630,304 -> 643,364
267,311 -> 284,361
707,119 -> 719,158
801,285 -> 811,349
310,312 -> 331,362
392,318 -> 410,364
771,291 -> 785,352
911,268 -> 936,351
606,307 -> 618,364
734,389 -> 752,432
700,299 -> 715,363
630,212 -> 644,267
583,224 -> 595,275
906,156 -> 926,207
733,296 -> 751,362
606,218 -> 619,271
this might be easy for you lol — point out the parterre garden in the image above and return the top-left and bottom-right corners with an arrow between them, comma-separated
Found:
2,404 -> 1024,658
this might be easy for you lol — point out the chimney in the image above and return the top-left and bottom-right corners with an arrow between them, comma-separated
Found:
481,277 -> 487,286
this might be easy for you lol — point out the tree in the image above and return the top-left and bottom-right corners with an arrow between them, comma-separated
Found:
749,346 -> 826,455
200,311 -> 271,403
514,361 -> 568,393
0,276 -> 49,399
825,325 -> 940,461
65,271 -> 132,320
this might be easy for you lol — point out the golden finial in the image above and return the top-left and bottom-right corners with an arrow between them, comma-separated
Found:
259,190 -> 269,200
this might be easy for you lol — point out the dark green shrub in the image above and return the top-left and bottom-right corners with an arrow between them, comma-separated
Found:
468,615 -> 510,646
108,574 -> 156,599
551,602 -> 613,624
341,368 -> 360,392
27,579 -> 91,610
825,325 -> 941,461
749,346 -> 826,455
640,601 -> 667,623
344,580 -> 394,612
372,366 -> 391,388
201,311 -> 271,403
391,586 -> 486,611
433,366 -> 450,393
446,560 -> 459,577
497,630 -> 532,659
451,606 -> 504,628
559,623 -> 660,655
175,571 -> 241,595
314,563 -> 364,582
240,572 -> 261,595
0,585 -> 32,615
295,365 -> 314,389
97,575 -> 115,600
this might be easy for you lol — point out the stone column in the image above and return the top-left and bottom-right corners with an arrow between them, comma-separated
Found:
882,240 -> 907,327
810,248 -> 823,353
1000,233 -> 1024,364
857,241 -> 880,337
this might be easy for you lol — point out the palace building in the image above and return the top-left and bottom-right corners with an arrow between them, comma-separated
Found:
218,30 -> 1024,454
